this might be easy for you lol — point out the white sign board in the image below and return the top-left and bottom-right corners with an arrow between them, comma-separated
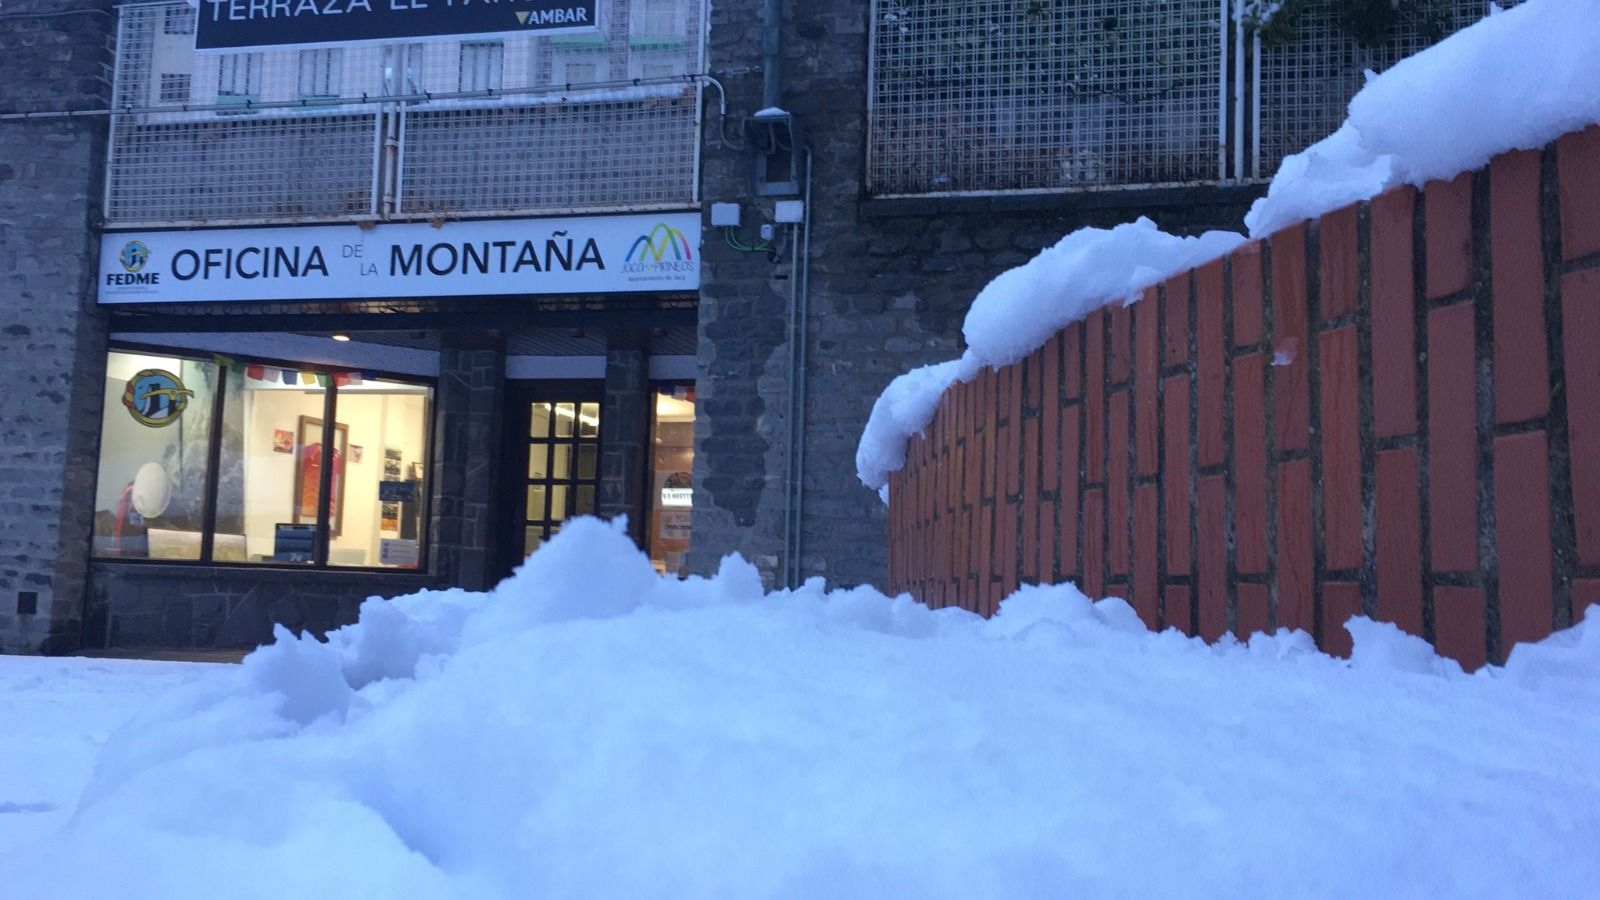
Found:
99,213 -> 700,304
379,538 -> 420,567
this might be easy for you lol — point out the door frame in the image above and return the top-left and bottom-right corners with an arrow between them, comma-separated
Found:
498,379 -> 605,579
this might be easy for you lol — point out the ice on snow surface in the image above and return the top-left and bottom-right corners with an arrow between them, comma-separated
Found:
3,518 -> 1597,899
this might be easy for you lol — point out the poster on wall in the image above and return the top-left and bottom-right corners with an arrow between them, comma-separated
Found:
294,416 -> 346,536
98,214 -> 701,305
195,0 -> 599,52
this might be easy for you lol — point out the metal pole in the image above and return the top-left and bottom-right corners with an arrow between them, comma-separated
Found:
1251,30 -> 1262,179
1218,0 -> 1229,180
762,0 -> 782,110
1234,0 -> 1246,181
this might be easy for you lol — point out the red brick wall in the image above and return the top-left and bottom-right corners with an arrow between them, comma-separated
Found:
887,126 -> 1600,670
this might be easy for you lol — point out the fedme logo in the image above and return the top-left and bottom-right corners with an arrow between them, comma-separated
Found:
106,240 -> 161,286
623,223 -> 695,275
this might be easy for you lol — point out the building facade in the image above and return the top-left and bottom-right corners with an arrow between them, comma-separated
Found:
0,0 -> 1495,653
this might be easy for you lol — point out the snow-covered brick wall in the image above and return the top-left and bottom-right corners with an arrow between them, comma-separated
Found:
887,122 -> 1600,671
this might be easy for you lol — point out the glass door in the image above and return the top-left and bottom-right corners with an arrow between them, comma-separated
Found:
507,382 -> 603,563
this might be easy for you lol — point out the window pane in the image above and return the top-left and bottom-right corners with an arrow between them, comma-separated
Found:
210,368 -> 329,564
328,378 -> 432,569
554,403 -> 575,437
551,443 -> 571,480
526,484 -> 547,522
574,485 -> 595,516
92,352 -> 218,561
578,402 -> 600,437
530,402 -> 552,438
527,444 -> 549,480
549,485 -> 569,522
524,526 -> 543,558
648,385 -> 695,576
576,443 -> 597,480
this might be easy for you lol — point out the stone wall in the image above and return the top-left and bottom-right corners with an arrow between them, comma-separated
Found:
0,0 -> 115,652
82,563 -> 437,650
691,0 -> 1259,589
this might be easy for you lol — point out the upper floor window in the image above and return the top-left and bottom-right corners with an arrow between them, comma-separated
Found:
459,41 -> 504,92
158,73 -> 191,105
217,52 -> 261,100
162,5 -> 194,35
299,49 -> 343,100
629,0 -> 682,37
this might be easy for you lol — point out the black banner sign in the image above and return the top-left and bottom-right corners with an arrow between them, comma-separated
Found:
195,0 -> 600,51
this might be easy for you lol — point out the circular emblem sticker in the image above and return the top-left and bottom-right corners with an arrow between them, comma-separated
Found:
119,241 -> 150,273
121,369 -> 194,428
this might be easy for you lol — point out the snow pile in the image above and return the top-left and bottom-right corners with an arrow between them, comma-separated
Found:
0,657 -> 220,856
6,517 -> 1600,898
856,219 -> 1244,491
1245,0 -> 1600,236
861,0 -> 1600,493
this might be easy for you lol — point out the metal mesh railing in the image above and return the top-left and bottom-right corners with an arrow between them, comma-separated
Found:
106,0 -> 703,225
1254,0 -> 1519,176
398,93 -> 699,216
868,0 -> 1227,195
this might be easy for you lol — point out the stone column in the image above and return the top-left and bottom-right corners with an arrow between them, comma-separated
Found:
0,0 -> 115,653
430,332 -> 505,591
599,329 -> 650,545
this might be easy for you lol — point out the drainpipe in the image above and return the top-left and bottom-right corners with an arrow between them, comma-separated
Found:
781,149 -> 813,589
762,0 -> 781,110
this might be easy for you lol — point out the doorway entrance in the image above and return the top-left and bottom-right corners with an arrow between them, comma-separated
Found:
504,381 -> 602,566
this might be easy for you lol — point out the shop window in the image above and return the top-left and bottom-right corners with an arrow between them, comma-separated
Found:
92,352 -> 220,561
324,379 -> 431,568
646,384 -> 694,576
459,41 -> 504,92
93,349 -> 432,570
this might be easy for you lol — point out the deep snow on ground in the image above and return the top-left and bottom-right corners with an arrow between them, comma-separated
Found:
3,518 -> 1598,899
858,0 -> 1600,493
0,656 -> 223,856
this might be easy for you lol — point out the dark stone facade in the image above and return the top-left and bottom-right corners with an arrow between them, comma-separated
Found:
0,0 -> 1265,653
0,0 -> 115,652
83,563 -> 434,650
689,0 -> 1259,589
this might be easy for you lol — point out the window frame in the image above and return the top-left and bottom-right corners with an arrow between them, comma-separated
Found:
458,40 -> 505,93
297,48 -> 344,102
90,342 -> 437,574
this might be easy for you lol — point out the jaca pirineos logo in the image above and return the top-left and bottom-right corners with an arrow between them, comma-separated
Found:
623,223 -> 695,277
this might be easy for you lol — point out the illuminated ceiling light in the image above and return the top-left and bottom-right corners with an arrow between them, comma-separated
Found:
331,333 -> 352,342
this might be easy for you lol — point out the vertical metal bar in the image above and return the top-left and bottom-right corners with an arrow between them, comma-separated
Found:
104,5 -> 130,221
314,381 -> 336,567
1251,30 -> 1262,179
1218,0 -> 1229,180
689,0 -> 710,206
369,99 -> 384,218
198,362 -> 228,563
391,104 -> 407,215
1234,0 -> 1246,181
865,0 -> 879,194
